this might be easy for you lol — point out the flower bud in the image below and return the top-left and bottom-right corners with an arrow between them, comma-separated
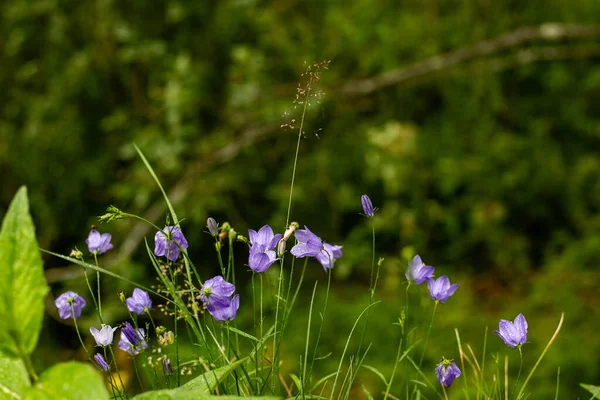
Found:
156,325 -> 166,335
277,239 -> 287,257
206,217 -> 219,236
69,248 -> 84,260
228,228 -> 237,241
361,194 -> 375,217
162,357 -> 173,376
118,292 -> 126,303
237,235 -> 248,243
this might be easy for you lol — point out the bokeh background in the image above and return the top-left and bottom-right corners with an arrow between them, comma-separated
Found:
2,0 -> 600,398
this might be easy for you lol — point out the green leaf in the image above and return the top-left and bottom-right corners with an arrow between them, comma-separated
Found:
581,383 -> 600,399
361,384 -> 375,400
0,353 -> 30,400
179,359 -> 244,394
0,187 -> 49,356
132,391 -> 280,400
22,362 -> 109,400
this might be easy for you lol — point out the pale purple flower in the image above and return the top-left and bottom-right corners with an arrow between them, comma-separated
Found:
436,359 -> 461,387
94,353 -> 110,371
154,226 -> 188,262
361,194 -> 375,217
207,294 -> 240,322
90,325 -> 117,347
248,225 -> 281,273
118,322 -> 147,356
55,291 -> 86,320
86,229 -> 114,255
163,357 -> 173,376
126,288 -> 152,315
200,276 -> 235,305
248,247 -> 279,273
494,314 -> 528,348
206,218 -> 219,236
316,243 -> 343,271
406,255 -> 435,284
426,276 -> 459,303
290,226 -> 323,258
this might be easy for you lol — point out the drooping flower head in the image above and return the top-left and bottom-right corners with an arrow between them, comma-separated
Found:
200,276 -> 235,305
126,288 -> 152,315
118,322 -> 147,356
90,325 -> 118,347
86,229 -> 114,255
426,276 -> 459,303
247,225 -> 282,273
94,353 -> 110,371
55,291 -> 86,320
206,218 -> 219,236
206,294 -> 240,322
494,313 -> 528,349
290,226 -> 323,258
361,194 -> 375,217
154,226 -> 188,262
316,243 -> 343,271
435,358 -> 461,387
406,255 -> 435,285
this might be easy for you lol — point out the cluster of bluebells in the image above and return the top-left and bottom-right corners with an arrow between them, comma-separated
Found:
405,255 -> 459,304
200,275 -> 239,322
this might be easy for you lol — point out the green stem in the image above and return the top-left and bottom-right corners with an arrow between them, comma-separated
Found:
383,334 -> 403,399
71,305 -> 89,357
108,346 -> 128,399
302,282 -> 319,399
419,301 -> 438,368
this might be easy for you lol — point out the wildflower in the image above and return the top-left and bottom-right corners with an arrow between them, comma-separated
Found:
90,325 -> 118,347
290,226 -> 323,258
206,218 -> 219,236
85,229 -> 114,255
55,291 -> 86,320
494,313 -> 528,349
206,294 -> 240,322
126,288 -> 152,315
361,194 -> 375,217
435,358 -> 461,387
200,276 -> 235,305
405,255 -> 435,284
94,353 -> 110,371
118,322 -> 148,356
154,226 -> 188,262
426,276 -> 459,303
315,243 -> 343,271
162,357 -> 173,376
247,225 -> 281,273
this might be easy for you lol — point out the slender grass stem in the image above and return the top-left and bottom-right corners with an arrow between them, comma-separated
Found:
418,301 -> 438,368
71,305 -> 89,357
93,253 -> 103,320
302,282 -> 319,399
383,334 -> 403,399
307,269 -> 332,386
108,346 -> 128,399
455,328 -> 470,400
554,367 -> 560,400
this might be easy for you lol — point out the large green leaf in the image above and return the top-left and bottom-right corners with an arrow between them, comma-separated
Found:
581,383 -> 600,399
132,391 -> 279,400
0,187 -> 49,356
0,353 -> 30,400
22,362 -> 108,400
179,359 -> 244,393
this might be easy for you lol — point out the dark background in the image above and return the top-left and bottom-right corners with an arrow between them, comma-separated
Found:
2,0 -> 600,398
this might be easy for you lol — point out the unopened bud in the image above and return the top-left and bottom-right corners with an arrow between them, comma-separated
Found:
215,241 -> 222,252
162,357 -> 173,376
69,248 -> 84,260
118,292 -> 126,303
98,205 -> 125,224
237,235 -> 248,243
277,239 -> 287,257
156,325 -> 166,335
206,217 -> 218,236
228,229 -> 237,241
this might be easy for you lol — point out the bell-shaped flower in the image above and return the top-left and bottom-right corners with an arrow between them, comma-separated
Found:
435,358 -> 461,387
406,255 -> 435,284
249,247 -> 279,273
426,276 -> 459,303
206,294 -> 240,322
494,313 -> 528,348
86,229 -> 114,255
154,226 -> 188,262
290,226 -> 324,258
316,243 -> 343,271
90,325 -> 118,347
55,291 -> 86,320
206,218 -> 219,236
200,276 -> 235,305
94,353 -> 110,371
126,288 -> 152,315
247,225 -> 281,273
118,322 -> 148,356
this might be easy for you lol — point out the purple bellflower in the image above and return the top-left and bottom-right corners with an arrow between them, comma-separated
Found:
290,226 -> 323,258
248,225 -> 282,273
494,313 -> 528,348
154,226 -> 188,262
426,276 -> 459,303
206,294 -> 240,322
200,276 -> 235,305
126,288 -> 152,315
436,359 -> 461,387
118,322 -> 148,356
361,194 -> 375,217
90,325 -> 118,347
94,353 -> 110,371
406,255 -> 435,284
86,229 -> 114,255
55,291 -> 86,320
316,243 -> 343,271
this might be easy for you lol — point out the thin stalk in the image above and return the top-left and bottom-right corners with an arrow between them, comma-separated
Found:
302,282 -> 319,399
307,269 -> 332,384
355,221 -> 376,364
418,301 -> 438,368
93,253 -> 103,320
383,334 -> 403,399
554,367 -> 560,400
71,305 -> 89,357
455,329 -> 470,400
132,357 -> 143,391
108,346 -> 128,398
516,313 -> 564,400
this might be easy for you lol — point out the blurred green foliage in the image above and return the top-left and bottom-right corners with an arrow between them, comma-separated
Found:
2,0 -> 600,397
